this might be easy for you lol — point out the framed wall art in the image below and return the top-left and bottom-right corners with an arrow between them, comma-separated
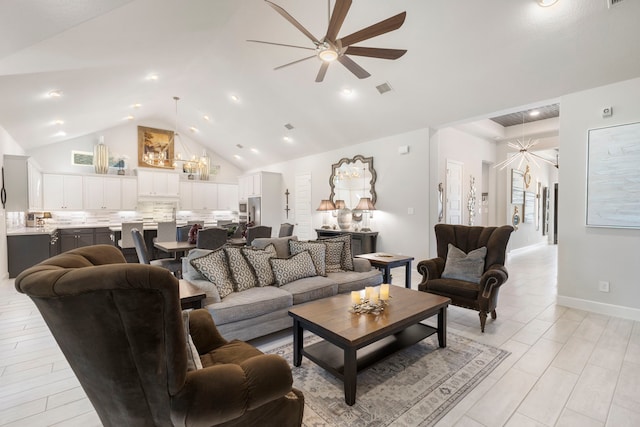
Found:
137,126 -> 175,169
511,169 -> 524,205
587,121 -> 640,228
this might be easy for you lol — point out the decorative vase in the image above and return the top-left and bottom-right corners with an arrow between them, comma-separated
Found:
94,140 -> 109,174
337,208 -> 352,230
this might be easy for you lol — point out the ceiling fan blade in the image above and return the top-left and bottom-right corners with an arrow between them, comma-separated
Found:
315,62 -> 330,82
265,1 -> 319,44
326,0 -> 352,42
274,55 -> 316,70
344,46 -> 407,60
337,55 -> 370,79
247,40 -> 315,51
339,12 -> 406,47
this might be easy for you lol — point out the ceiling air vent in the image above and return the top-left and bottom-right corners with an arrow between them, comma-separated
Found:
376,82 -> 393,95
284,123 -> 294,130
608,0 -> 624,8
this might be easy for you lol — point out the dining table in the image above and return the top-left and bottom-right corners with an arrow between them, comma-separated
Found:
154,240 -> 197,259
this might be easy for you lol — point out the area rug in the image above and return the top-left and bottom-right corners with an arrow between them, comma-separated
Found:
268,332 -> 509,427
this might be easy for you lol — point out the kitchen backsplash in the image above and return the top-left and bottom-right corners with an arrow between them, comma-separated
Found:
6,201 -> 237,230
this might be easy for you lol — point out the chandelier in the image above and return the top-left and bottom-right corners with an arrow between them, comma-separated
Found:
495,112 -> 558,170
142,96 -> 211,179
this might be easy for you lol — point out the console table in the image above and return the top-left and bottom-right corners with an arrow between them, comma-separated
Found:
315,229 -> 378,255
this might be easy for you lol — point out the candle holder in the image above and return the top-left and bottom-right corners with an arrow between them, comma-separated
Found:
350,297 -> 391,315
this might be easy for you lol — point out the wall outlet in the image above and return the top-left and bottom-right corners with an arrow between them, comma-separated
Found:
598,281 -> 610,293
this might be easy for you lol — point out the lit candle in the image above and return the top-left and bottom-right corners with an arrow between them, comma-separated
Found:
380,284 -> 390,301
365,287 -> 373,300
351,291 -> 361,305
370,292 -> 379,305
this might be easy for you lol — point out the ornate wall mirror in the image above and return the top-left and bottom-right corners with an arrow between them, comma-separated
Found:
329,155 -> 377,210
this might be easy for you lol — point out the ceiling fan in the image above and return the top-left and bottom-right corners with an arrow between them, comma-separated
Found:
248,0 -> 407,82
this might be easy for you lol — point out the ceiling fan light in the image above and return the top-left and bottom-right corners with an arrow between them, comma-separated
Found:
318,47 -> 338,62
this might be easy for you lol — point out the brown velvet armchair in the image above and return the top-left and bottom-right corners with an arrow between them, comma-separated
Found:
417,224 -> 514,332
15,245 -> 304,427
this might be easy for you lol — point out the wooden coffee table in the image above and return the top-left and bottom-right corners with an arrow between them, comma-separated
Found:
288,287 -> 450,406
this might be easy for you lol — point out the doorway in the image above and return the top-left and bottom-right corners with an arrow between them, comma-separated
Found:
445,159 -> 463,224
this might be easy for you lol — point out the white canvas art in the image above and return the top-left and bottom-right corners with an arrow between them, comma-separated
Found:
587,121 -> 640,228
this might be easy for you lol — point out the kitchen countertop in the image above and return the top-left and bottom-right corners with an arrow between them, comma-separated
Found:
6,221 -> 219,236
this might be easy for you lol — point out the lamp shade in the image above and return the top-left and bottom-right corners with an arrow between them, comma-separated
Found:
355,197 -> 376,211
316,199 -> 336,211
334,200 -> 346,210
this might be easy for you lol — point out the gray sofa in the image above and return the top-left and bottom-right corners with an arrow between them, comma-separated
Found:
182,236 -> 383,341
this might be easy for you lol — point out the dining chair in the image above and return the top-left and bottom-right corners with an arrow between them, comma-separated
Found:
246,225 -> 272,245
176,225 -> 191,242
156,220 -> 177,242
118,222 -> 143,248
196,227 -> 228,250
131,228 -> 181,276
278,223 -> 295,237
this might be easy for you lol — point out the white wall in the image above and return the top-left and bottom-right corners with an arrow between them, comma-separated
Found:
249,128 -> 433,261
435,126 -> 498,228
558,76 -> 640,320
1,125 -> 26,279
26,120 -> 242,184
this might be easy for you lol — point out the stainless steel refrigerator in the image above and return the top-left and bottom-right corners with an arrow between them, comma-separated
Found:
248,197 -> 261,225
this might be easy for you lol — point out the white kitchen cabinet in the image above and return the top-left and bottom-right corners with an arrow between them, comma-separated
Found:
179,181 -> 193,210
238,173 -> 263,201
2,155 -> 42,212
84,176 -> 121,210
43,174 -> 83,210
27,160 -> 43,211
120,177 -> 138,210
137,170 -> 179,198
217,183 -> 239,210
179,181 -> 219,210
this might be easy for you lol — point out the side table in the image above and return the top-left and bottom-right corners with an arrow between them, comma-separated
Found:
179,279 -> 206,310
355,253 -> 415,289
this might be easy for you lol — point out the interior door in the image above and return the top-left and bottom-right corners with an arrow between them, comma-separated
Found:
446,160 -> 463,224
294,174 -> 312,241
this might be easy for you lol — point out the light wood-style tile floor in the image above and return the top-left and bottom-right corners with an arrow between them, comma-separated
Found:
1,244 -> 639,426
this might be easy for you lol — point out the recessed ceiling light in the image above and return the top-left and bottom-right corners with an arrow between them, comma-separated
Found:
251,148 -> 259,154
146,73 -> 159,81
47,90 -> 62,98
529,110 -> 540,117
230,94 -> 240,103
203,115 -> 210,122
283,136 -> 293,143
341,88 -> 354,96
53,131 -> 66,137
233,154 -> 242,160
52,119 -> 64,125
189,126 -> 198,133
124,115 -> 135,120
537,0 -> 559,6
132,103 -> 142,109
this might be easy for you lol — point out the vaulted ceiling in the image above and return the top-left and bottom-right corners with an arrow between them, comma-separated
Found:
1,0 -> 639,171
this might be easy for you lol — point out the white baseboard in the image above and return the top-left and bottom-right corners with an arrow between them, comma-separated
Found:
557,295 -> 640,322
508,241 -> 550,257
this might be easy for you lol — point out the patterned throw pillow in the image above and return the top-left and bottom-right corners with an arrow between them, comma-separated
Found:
289,240 -> 327,276
242,244 -> 277,287
224,246 -> 258,292
322,234 -> 354,271
182,311 -> 202,371
269,250 -> 317,286
442,244 -> 487,284
189,248 -> 235,299
322,240 -> 345,273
